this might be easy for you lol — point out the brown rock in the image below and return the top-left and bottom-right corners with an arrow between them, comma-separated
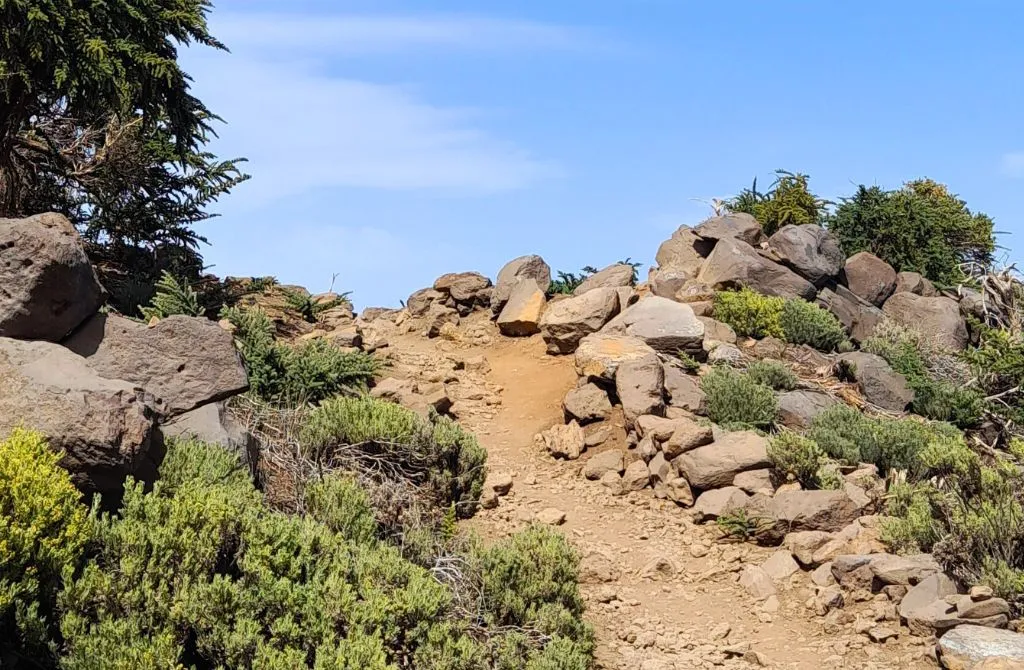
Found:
739,565 -> 777,600
769,489 -> 862,534
573,263 -> 636,296
574,333 -> 656,382
583,449 -> 625,480
676,431 -> 771,490
655,225 -> 712,276
406,287 -> 443,316
939,625 -> 1024,669
65,314 -> 248,418
662,419 -> 714,459
496,279 -> 546,336
843,252 -> 897,306
784,530 -> 834,565
600,296 -> 705,356
563,383 -> 613,424
816,286 -> 883,343
697,236 -> 816,301
0,213 -> 104,341
693,213 -> 765,246
894,271 -> 938,297
540,288 -> 621,354
0,337 -> 160,497
698,316 -> 737,346
433,271 -> 492,306
733,469 -> 774,495
424,302 -> 460,337
767,224 -> 845,286
616,353 -> 665,423
777,390 -> 839,429
541,420 -> 585,460
622,460 -> 651,491
882,292 -> 969,350
492,255 -> 551,313
663,365 -> 707,414
692,486 -> 752,522
838,352 -> 914,411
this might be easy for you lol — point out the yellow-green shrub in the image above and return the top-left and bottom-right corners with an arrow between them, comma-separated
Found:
0,429 -> 90,655
712,288 -> 784,339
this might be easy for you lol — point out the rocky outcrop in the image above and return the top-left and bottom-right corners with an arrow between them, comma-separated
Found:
894,271 -> 938,297
0,337 -> 161,497
492,255 -> 551,313
600,296 -> 704,356
655,226 -> 711,277
496,279 -> 546,336
816,286 -> 883,344
882,292 -> 969,350
433,271 -> 492,315
407,288 -> 444,317
838,352 -> 914,411
573,263 -> 635,296
574,333 -> 657,382
767,224 -> 845,286
0,212 -> 104,341
540,288 -> 620,355
65,314 -> 248,418
842,252 -> 897,307
615,354 -> 665,423
697,237 -> 816,301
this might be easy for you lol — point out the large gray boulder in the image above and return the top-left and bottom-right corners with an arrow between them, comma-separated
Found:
0,337 -> 161,496
575,333 -> 657,382
842,252 -> 897,307
492,255 -> 551,313
767,224 -> 845,286
600,296 -> 704,356
882,292 -> 969,351
838,352 -> 914,412
540,288 -> 620,355
675,431 -> 771,490
816,286 -> 883,344
693,213 -> 765,246
0,212 -> 104,341
939,625 -> 1024,669
615,353 -> 665,423
65,314 -> 248,418
573,263 -> 635,296
697,236 -> 816,300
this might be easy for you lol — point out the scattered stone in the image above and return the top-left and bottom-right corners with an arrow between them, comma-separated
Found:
751,336 -> 787,359
599,471 -> 624,495
647,452 -> 674,487
867,625 -> 899,643
584,424 -> 612,448
837,352 -> 914,412
641,556 -> 679,581
762,550 -> 800,581
812,563 -> 837,587
958,597 -> 1012,620
433,271 -> 492,312
899,573 -> 961,631
65,313 -> 248,418
815,585 -> 845,615
0,212 -> 104,341
882,292 -> 970,351
583,449 -> 625,480
739,566 -> 777,600
938,625 -> 1024,669
540,288 -> 621,354
496,278 -> 546,336
666,477 -> 695,506
540,420 -> 586,460
785,530 -> 835,565
676,431 -> 771,490
574,333 -> 657,382
616,353 -> 666,423
662,419 -> 714,459
973,586 -> 997,601
536,508 -> 567,526
492,255 -> 551,314
697,236 -> 817,301
698,316 -> 737,346
692,486 -> 751,523
407,287 -> 444,316
622,460 -> 652,491
0,337 -> 160,497
563,383 -> 613,423
485,472 -> 514,496
767,224 -> 846,286
162,401 -> 253,463
869,553 -> 941,586
843,251 -> 897,306
768,489 -> 862,535
777,390 -> 839,429
707,343 -> 743,365
425,302 -> 460,337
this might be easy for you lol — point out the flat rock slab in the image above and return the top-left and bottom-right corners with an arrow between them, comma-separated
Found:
601,296 -> 705,355
939,625 -> 1024,669
676,431 -> 770,490
574,333 -> 656,382
66,313 -> 249,418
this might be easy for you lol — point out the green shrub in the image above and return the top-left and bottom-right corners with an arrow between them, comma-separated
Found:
828,179 -> 995,285
221,306 -> 378,404
713,288 -> 784,339
138,271 -> 204,321
0,429 -> 91,659
701,367 -> 778,428
863,325 -> 983,428
715,509 -> 773,542
302,396 -> 486,518
779,298 -> 848,351
676,351 -> 702,373
281,287 -> 352,323
726,170 -> 829,236
767,431 -> 838,490
304,475 -> 379,546
746,360 -> 798,391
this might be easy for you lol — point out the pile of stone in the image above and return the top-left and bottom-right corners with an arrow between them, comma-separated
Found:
0,213 -> 251,499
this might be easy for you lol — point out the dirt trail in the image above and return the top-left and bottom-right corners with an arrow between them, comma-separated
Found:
389,320 -> 931,669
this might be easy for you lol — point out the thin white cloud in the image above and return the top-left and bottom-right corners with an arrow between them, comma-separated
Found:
212,13 -> 601,55
1002,152 -> 1024,178
182,12 -> 578,202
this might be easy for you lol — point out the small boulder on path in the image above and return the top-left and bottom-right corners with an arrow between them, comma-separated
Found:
574,333 -> 657,382
939,625 -> 1024,670
583,449 -> 625,480
563,383 -> 613,423
536,508 -> 566,526
540,420 -> 585,460
492,255 -> 551,314
496,279 -> 546,336
739,565 -> 777,600
622,460 -> 651,491
692,486 -> 751,522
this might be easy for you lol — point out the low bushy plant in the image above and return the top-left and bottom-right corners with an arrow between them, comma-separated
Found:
302,397 -> 486,518
304,475 -> 379,546
746,360 -> 798,391
0,430 -> 91,660
221,306 -> 378,404
712,288 -> 784,339
726,170 -> 829,236
779,298 -> 848,351
767,430 -> 838,490
138,271 -> 203,321
701,367 -> 778,428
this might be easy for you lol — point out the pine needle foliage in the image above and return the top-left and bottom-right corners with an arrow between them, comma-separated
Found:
138,271 -> 203,321
726,170 -> 830,235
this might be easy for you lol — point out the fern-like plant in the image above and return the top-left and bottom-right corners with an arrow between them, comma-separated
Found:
139,271 -> 203,321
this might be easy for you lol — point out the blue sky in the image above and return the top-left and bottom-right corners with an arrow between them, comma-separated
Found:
182,1 -> 1024,309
